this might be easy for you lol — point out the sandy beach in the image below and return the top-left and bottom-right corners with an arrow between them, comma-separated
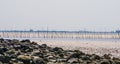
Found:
35,39 -> 120,58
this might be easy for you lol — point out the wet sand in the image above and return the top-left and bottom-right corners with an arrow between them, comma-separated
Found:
35,40 -> 120,58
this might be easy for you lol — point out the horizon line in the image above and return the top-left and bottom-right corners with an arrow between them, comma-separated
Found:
0,29 -> 120,33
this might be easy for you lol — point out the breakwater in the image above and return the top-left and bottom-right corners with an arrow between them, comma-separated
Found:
0,31 -> 120,39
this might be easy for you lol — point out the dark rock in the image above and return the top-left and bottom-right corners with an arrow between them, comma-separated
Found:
0,38 -> 4,43
103,54 -> 112,59
100,60 -> 110,64
13,45 -> 21,50
52,47 -> 63,52
43,57 -> 49,62
112,57 -> 120,61
20,44 -> 30,51
81,56 -> 90,60
67,52 -> 82,59
72,61 -> 79,63
74,50 -> 85,55
52,47 -> 63,55
40,44 -> 47,48
20,39 -> 30,43
31,42 -> 38,45
32,50 -> 45,58
66,52 -> 83,62
90,54 -> 101,60
115,60 -> 120,64
0,54 -> 11,63
0,47 -> 8,54
59,53 -> 64,58
108,59 -> 115,64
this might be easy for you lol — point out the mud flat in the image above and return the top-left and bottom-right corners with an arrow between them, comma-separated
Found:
36,39 -> 120,58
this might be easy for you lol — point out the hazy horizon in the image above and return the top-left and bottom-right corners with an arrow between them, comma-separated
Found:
0,0 -> 120,31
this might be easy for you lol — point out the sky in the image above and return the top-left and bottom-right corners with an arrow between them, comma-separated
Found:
0,0 -> 120,31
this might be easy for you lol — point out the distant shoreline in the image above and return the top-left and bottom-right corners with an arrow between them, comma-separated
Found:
0,30 -> 119,33
0,31 -> 120,39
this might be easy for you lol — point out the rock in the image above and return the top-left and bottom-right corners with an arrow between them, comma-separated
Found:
0,54 -> 11,63
42,49 -> 49,54
20,39 -> 30,43
32,50 -> 44,58
17,61 -> 24,64
90,54 -> 101,60
43,57 -> 49,62
74,50 -> 85,55
20,44 -> 30,51
31,42 -> 38,45
12,39 -> 20,44
32,56 -> 47,64
66,52 -> 82,61
100,59 -> 110,64
57,59 -> 67,62
17,55 -> 31,60
91,61 -> 99,64
67,58 -> 79,63
10,58 -> 18,64
0,38 -> 4,43
17,55 -> 31,64
52,47 -> 63,53
48,55 -> 55,59
114,60 -> 120,64
103,54 -> 112,59
108,59 -> 115,64
78,59 -> 84,63
50,59 -> 56,63
59,53 -> 64,58
81,55 -> 90,60
32,50 -> 41,55
0,47 -> 8,54
40,44 -> 47,48
0,61 -> 3,64
112,57 -> 120,61
13,45 -> 21,50
6,49 -> 16,55
0,54 -> 6,63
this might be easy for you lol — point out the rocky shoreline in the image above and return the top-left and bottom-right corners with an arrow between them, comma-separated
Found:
0,39 -> 120,64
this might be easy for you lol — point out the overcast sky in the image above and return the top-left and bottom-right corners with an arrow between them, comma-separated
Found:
0,0 -> 120,31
